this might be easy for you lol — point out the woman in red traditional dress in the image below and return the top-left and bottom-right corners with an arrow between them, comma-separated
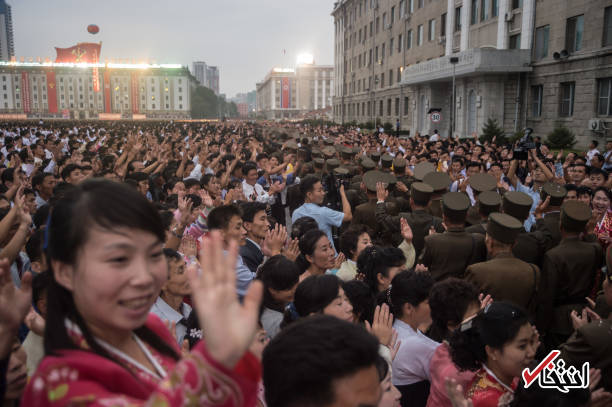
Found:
448,302 -> 538,407
21,179 -> 263,406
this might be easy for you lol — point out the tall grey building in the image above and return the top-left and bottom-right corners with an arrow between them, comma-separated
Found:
0,0 -> 14,61
332,0 -> 612,147
192,61 -> 220,95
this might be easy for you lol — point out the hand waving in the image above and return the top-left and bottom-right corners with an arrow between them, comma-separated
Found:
0,258 -> 32,356
187,231 -> 263,369
400,218 -> 413,243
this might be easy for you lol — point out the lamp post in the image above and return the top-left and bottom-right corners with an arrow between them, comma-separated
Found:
449,56 -> 459,138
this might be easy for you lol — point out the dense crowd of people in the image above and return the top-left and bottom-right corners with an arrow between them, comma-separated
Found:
0,119 -> 611,407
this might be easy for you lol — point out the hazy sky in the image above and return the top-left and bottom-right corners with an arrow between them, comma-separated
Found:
12,0 -> 335,97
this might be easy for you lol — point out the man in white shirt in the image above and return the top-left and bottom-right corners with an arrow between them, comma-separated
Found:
150,249 -> 192,345
586,140 -> 600,166
242,161 -> 283,204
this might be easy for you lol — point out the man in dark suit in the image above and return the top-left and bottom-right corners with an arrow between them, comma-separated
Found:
418,192 -> 486,281
239,201 -> 269,274
375,181 -> 445,259
465,212 -> 540,317
537,200 -> 603,348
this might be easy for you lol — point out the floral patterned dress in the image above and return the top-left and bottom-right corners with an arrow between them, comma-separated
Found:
465,366 -> 517,407
21,314 -> 260,407
595,209 -> 612,249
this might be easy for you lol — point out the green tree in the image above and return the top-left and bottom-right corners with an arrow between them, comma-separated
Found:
190,85 -> 219,119
479,117 -> 506,144
546,126 -> 577,149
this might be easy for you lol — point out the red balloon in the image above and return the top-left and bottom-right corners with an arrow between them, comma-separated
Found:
87,25 -> 99,34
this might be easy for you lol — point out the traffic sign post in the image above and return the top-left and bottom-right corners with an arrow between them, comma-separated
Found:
430,111 -> 442,123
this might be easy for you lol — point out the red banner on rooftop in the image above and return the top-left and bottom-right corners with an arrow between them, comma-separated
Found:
55,42 -> 102,63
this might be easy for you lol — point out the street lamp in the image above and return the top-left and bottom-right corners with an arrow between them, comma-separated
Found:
449,56 -> 459,138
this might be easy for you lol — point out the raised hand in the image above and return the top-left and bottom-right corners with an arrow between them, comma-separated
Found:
178,197 -> 193,226
445,378 -> 474,407
333,252 -> 346,269
389,329 -> 401,361
282,237 -> 300,262
187,231 -> 263,369
534,196 -> 550,220
199,189 -> 214,208
478,293 -> 493,310
262,224 -> 287,257
0,259 -> 32,356
376,181 -> 388,202
365,304 -> 394,347
400,218 -> 413,243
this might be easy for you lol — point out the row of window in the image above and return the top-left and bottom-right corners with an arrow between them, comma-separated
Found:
334,96 -> 410,118
530,78 -> 612,118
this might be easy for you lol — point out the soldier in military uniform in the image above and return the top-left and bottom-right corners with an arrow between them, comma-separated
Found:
537,200 -> 603,348
465,191 -> 502,235
375,181 -> 445,259
423,171 -> 450,219
465,212 -> 540,317
418,192 -> 487,281
352,170 -> 396,245
380,154 -> 394,173
560,245 -> 612,391
466,173 -> 497,226
532,182 -> 567,249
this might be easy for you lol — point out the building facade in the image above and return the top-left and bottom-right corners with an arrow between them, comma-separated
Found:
0,61 -> 191,119
192,61 -> 220,95
256,63 -> 334,119
332,0 -> 612,147
0,0 -> 14,62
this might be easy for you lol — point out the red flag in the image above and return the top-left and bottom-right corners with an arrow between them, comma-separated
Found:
55,42 -> 102,63
103,70 -> 111,113
46,70 -> 58,113
281,77 -> 290,109
131,74 -> 139,114
21,72 -> 31,113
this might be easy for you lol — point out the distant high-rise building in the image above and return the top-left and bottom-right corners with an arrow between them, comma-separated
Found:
0,0 -> 14,61
191,61 -> 220,95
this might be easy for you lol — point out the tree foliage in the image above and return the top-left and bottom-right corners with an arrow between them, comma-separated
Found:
479,117 -> 506,144
190,86 -> 239,119
546,126 -> 577,149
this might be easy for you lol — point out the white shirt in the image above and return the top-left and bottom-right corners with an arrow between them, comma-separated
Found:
150,297 -> 192,345
242,180 -> 276,204
586,148 -> 600,166
391,319 -> 439,386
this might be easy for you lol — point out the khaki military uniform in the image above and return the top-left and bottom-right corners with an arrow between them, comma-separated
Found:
418,227 -> 487,281
465,252 -> 540,316
533,211 -> 562,250
465,221 -> 486,235
537,236 -> 603,347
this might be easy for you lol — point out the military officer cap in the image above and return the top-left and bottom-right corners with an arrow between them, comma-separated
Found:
334,167 -> 350,176
352,175 -> 363,183
469,173 -> 497,193
284,140 -> 298,151
486,212 -> 523,244
541,182 -> 567,207
360,157 -> 376,170
322,146 -> 336,158
423,172 -> 450,193
411,182 -> 434,203
314,158 -> 325,168
382,171 -> 397,186
352,146 -> 361,155
478,190 -> 502,213
502,191 -> 533,221
340,145 -> 354,159
311,148 -> 322,158
334,144 -> 344,152
371,152 -> 381,162
560,200 -> 591,233
414,162 -> 436,181
363,170 -> 386,193
442,192 -> 471,216
381,154 -> 394,168
393,156 -> 407,170
324,138 -> 335,146
326,158 -> 340,170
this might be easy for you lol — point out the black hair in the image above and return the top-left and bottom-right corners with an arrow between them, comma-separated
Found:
449,302 -> 529,372
185,193 -> 202,208
45,179 -> 179,366
258,255 -> 300,312
1,168 -> 14,184
389,270 -> 434,318
592,140 -> 599,148
284,274 -> 342,324
32,271 -> 51,306
60,164 -> 81,181
200,173 -> 215,189
207,204 -> 241,231
299,175 -> 321,197
32,172 -> 53,191
26,229 -> 45,264
339,224 -> 372,260
184,178 -> 200,190
240,201 -> 268,223
589,167 -> 609,181
343,280 -> 375,324
564,184 -> 578,193
290,216 -> 319,240
428,278 -> 480,343
162,248 -> 182,261
296,229 -> 328,274
593,186 -> 611,201
263,315 -> 380,407
242,161 -> 258,176
577,186 -> 593,197
357,246 -> 406,296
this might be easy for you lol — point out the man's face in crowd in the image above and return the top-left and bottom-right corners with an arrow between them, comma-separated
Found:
137,180 -> 148,196
245,169 -> 258,186
571,165 -> 586,183
564,190 -> 578,202
451,161 -> 462,174
502,161 -> 510,175
607,141 -> 612,151
307,181 -> 326,205
24,193 -> 37,215
590,174 -> 606,188
257,157 -> 268,170
66,168 -> 83,185
329,365 -> 382,407
532,167 -> 546,183
163,257 -> 190,297
579,193 -> 591,207
171,181 -> 185,195
188,184 -> 200,194
467,165 -> 479,177
489,165 -> 502,180
34,144 -> 45,158
223,215 -> 247,246
244,210 -> 269,241
40,175 -> 56,197
591,155 -> 603,168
